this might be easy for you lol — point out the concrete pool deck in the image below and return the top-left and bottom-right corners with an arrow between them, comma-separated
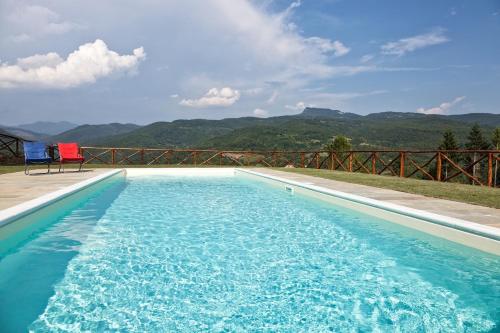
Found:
0,167 -> 498,229
0,168 -> 113,210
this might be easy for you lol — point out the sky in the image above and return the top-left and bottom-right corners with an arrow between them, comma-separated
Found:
1,0 -> 499,125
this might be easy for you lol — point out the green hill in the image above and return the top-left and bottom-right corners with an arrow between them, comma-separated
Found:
49,123 -> 140,145
50,108 -> 500,150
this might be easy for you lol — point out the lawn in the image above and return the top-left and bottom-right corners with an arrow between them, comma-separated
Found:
274,168 -> 500,209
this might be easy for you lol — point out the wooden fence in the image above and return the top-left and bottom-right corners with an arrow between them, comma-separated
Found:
0,132 -> 26,163
75,147 -> 500,187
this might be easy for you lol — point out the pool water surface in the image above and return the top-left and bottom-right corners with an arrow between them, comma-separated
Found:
0,175 -> 499,332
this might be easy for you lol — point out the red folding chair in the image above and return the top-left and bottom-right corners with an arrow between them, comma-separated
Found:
57,143 -> 85,172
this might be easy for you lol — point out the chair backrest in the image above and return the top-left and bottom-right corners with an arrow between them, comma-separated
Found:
58,142 -> 80,159
23,141 -> 48,159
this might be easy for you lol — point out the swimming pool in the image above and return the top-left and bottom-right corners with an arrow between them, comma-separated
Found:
0,169 -> 499,331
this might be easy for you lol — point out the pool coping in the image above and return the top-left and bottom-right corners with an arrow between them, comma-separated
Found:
235,169 -> 500,243
0,169 -> 124,228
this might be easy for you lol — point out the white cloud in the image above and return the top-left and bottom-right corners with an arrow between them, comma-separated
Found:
244,87 -> 263,95
267,91 -> 279,104
416,96 -> 466,115
253,108 -> 269,117
183,0 -> 351,86
381,28 -> 449,56
285,101 -> 307,110
170,94 -> 179,98
179,87 -> 241,107
360,54 -> 374,63
0,39 -> 146,89
304,37 -> 350,57
7,5 -> 81,42
16,53 -> 64,69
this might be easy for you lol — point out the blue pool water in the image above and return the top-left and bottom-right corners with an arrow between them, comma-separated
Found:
0,175 -> 499,332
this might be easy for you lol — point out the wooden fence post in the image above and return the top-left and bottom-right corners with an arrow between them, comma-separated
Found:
371,153 -> 376,174
315,153 -> 320,169
348,152 -> 353,172
436,152 -> 442,181
111,149 -> 116,165
488,153 -> 493,187
329,152 -> 334,170
140,149 -> 145,165
399,152 -> 405,177
300,152 -> 305,168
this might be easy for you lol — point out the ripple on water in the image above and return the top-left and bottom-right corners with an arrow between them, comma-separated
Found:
30,177 -> 499,332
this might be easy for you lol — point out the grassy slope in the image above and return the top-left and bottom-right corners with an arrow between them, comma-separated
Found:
274,168 -> 500,209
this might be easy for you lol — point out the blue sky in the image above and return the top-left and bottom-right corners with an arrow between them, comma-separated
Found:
0,0 -> 499,125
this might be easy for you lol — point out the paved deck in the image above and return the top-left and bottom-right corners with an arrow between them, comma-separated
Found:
251,168 -> 500,228
0,168 -> 113,210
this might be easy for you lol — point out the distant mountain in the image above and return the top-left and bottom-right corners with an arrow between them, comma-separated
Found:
49,123 -> 141,145
27,109 -> 500,151
298,107 -> 362,120
85,109 -> 500,150
0,125 -> 48,141
17,121 -> 79,136
447,113 -> 500,126
95,118 -> 271,148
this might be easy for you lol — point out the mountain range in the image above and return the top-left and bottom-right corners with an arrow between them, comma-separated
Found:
2,108 -> 500,150
17,121 -> 79,136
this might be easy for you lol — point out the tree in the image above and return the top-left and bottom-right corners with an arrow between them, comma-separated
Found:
438,129 -> 459,178
492,128 -> 500,186
323,135 -> 352,152
465,124 -> 491,180
439,129 -> 459,150
465,124 -> 490,150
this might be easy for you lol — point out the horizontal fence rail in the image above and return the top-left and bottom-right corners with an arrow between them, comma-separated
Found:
72,147 -> 500,188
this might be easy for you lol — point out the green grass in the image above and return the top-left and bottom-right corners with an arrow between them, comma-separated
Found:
274,168 -> 500,209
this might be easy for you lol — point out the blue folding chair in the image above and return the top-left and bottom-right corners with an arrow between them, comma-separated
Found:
23,141 -> 52,175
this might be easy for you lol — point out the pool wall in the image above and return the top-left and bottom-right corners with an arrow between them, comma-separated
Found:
236,169 -> 500,255
0,169 -> 124,229
125,168 -> 235,177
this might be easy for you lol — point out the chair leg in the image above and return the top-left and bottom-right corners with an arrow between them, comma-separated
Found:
25,164 -> 29,175
79,162 -> 82,172
47,164 -> 51,174
59,162 -> 62,173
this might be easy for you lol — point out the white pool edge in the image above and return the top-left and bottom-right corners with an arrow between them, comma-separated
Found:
236,169 -> 500,255
0,169 -> 124,228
